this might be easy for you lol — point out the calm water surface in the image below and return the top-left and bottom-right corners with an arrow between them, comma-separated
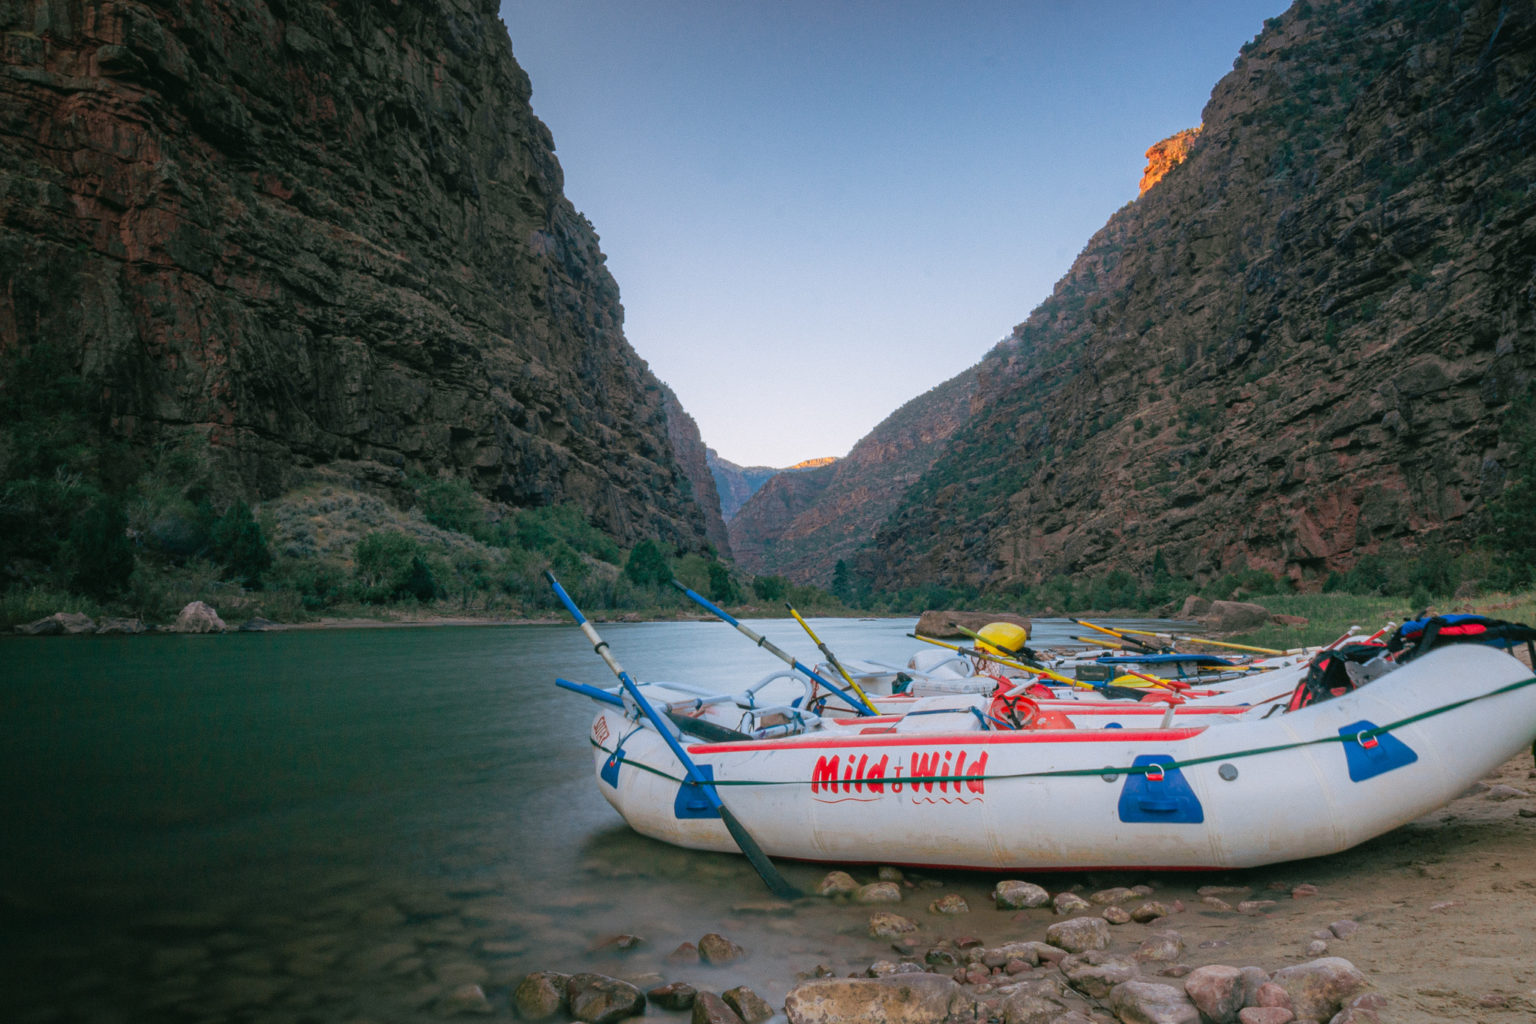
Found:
0,616 -> 1159,1023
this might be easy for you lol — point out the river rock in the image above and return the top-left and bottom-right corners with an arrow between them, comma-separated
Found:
1135,931 -> 1185,963
239,617 -> 278,631
980,941 -> 1047,968
693,991 -> 745,1024
173,601 -> 227,633
868,911 -> 918,940
878,866 -> 905,882
1108,979 -> 1201,1024
566,972 -> 645,1024
784,973 -> 971,1024
648,982 -> 698,1010
1183,965 -> 1244,1024
857,881 -> 903,903
1253,981 -> 1291,1009
1090,886 -> 1136,905
16,611 -> 99,635
817,871 -> 860,896
991,975 -> 1070,1024
868,960 -> 926,978
929,893 -> 968,914
1131,901 -> 1172,922
587,933 -> 644,954
1268,958 -> 1368,1021
1237,1008 -> 1294,1024
438,983 -> 493,1015
1239,968 -> 1272,1006
1328,920 -> 1359,940
994,880 -> 1051,909
1053,892 -> 1092,914
723,985 -> 774,1023
1045,917 -> 1109,954
668,941 -> 700,963
1062,954 -> 1139,999
1103,906 -> 1132,925
1330,991 -> 1388,1023
698,933 -> 746,965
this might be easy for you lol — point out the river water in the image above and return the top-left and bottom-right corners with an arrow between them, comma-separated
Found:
0,616 -> 1169,1023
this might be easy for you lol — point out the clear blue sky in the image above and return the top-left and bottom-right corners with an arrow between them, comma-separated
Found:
499,1 -> 1289,467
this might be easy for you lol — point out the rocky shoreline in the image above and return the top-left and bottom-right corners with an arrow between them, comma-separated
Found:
510,871 -> 1383,1024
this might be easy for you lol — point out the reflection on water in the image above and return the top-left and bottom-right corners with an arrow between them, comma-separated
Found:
0,616 -> 1161,1022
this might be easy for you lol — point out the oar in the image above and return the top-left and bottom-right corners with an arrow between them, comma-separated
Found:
784,603 -> 879,714
671,581 -> 874,716
1072,635 -> 1135,650
910,633 -> 1156,702
1112,624 -> 1289,657
1070,617 -> 1164,653
546,572 -> 799,899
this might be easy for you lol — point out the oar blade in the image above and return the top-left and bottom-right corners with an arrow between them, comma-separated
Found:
718,804 -> 800,900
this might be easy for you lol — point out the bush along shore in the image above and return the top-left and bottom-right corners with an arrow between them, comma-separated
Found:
7,416 -> 1536,633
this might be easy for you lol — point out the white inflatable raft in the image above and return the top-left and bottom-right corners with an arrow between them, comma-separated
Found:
576,644 -> 1536,871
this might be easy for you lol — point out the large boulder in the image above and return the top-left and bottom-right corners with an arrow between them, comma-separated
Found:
16,612 -> 96,635
1202,601 -> 1270,632
914,610 -> 1030,639
172,601 -> 227,634
784,974 -> 971,1024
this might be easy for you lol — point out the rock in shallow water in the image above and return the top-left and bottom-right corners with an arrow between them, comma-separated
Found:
1045,917 -> 1109,954
723,985 -> 774,1024
1183,964 -> 1243,1024
784,973 -> 970,1024
698,933 -> 746,965
693,991 -> 745,1024
565,972 -> 645,1024
817,871 -> 859,896
868,911 -> 918,940
994,880 -> 1051,909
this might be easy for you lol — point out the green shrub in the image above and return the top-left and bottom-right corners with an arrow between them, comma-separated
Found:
413,474 -> 486,538
624,539 -> 670,587
752,574 -> 789,602
353,530 -> 436,604
707,561 -> 739,603
67,493 -> 135,599
210,499 -> 272,587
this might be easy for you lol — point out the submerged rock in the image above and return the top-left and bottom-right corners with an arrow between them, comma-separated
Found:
784,973 -> 971,1024
1268,957 -> 1368,1021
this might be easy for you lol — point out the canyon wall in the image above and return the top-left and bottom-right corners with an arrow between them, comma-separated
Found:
0,0 -> 716,551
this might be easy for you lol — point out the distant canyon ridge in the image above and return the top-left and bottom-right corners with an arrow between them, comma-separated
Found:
3,0 -> 1533,598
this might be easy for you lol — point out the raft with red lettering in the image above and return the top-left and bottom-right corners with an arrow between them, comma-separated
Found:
574,643 -> 1536,871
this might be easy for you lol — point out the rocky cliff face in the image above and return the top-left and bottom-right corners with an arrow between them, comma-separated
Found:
0,0 -> 715,551
708,450 -> 789,522
869,0 -> 1536,592
662,390 -> 731,556
731,368 -> 977,584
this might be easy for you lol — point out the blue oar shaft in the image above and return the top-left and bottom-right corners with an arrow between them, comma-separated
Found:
556,677 -> 623,707
547,572 -> 797,899
672,581 -> 873,716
